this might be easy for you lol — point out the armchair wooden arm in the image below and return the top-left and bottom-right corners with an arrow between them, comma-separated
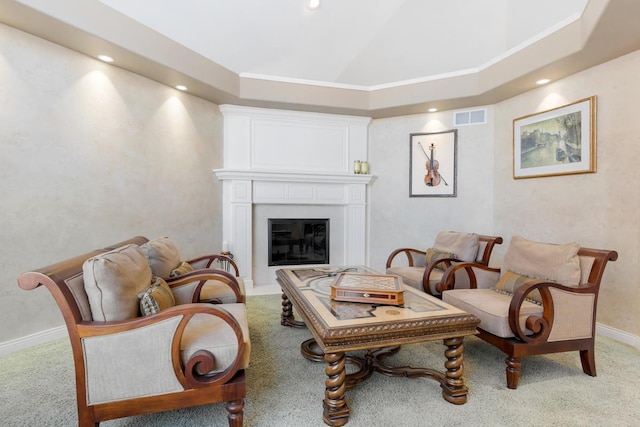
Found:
507,280 -> 596,343
438,262 -> 501,294
385,247 -> 427,269
167,268 -> 245,303
186,254 -> 240,276
76,303 -> 246,388
422,256 -> 458,295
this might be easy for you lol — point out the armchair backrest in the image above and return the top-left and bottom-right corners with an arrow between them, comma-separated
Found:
432,232 -> 503,265
500,236 -> 618,288
17,236 -> 150,325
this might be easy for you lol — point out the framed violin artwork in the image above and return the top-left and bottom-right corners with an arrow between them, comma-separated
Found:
409,129 -> 457,197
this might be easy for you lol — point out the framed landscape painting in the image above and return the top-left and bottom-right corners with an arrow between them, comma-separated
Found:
409,129 -> 457,197
513,96 -> 596,179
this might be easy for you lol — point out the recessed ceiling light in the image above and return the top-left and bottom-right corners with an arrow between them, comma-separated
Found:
97,55 -> 114,63
428,108 -> 438,112
175,85 -> 188,91
308,0 -> 320,10
536,78 -> 550,85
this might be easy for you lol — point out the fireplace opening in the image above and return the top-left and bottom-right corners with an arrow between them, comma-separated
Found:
268,218 -> 329,266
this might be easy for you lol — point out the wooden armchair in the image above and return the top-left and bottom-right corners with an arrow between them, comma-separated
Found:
441,236 -> 618,389
386,232 -> 503,297
17,237 -> 250,426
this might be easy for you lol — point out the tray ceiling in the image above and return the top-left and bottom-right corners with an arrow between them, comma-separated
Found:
3,0 -> 640,117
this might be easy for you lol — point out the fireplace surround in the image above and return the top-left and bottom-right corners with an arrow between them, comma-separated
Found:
214,105 -> 374,287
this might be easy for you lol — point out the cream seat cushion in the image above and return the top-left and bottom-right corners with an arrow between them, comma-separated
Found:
443,288 -> 543,338
385,266 -> 442,292
182,303 -> 251,373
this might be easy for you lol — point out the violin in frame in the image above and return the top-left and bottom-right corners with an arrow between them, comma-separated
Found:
409,129 -> 457,197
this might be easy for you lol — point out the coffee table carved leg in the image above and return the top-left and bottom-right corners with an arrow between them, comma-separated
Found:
323,351 -> 350,426
280,292 -> 306,328
441,336 -> 468,405
300,338 -> 325,362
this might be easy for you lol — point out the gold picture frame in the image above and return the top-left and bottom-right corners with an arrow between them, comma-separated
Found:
513,96 -> 596,179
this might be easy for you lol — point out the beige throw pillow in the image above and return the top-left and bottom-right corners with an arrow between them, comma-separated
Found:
83,244 -> 152,321
432,231 -> 480,262
502,236 -> 581,286
140,237 -> 182,279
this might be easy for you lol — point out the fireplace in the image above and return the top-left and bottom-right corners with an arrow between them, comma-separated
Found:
268,218 -> 329,266
214,104 -> 374,287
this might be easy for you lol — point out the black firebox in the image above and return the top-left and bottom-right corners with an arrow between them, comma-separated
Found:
268,218 -> 329,266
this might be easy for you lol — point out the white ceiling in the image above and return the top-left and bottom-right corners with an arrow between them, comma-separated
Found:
3,0 -> 640,117
99,0 -> 588,88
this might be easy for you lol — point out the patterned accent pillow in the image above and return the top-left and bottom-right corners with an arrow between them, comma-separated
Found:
425,248 -> 456,272
493,270 -> 543,304
170,261 -> 195,277
138,276 -> 176,316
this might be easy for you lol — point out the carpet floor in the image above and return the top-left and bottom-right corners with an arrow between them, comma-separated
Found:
1,294 -> 638,426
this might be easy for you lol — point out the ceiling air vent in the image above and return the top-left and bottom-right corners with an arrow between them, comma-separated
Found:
454,108 -> 487,126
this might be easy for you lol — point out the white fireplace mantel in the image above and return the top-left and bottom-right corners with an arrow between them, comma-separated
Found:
214,105 -> 373,287
214,169 -> 375,185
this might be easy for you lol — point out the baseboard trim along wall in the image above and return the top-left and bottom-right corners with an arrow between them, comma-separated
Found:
1,322 -> 638,357
596,323 -> 640,350
0,326 -> 67,356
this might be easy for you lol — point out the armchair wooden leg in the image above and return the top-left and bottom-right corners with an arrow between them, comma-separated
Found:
505,357 -> 522,389
226,399 -> 244,427
78,407 -> 98,427
580,347 -> 597,377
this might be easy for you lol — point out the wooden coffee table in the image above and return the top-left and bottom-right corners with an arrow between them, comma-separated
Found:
276,266 -> 480,426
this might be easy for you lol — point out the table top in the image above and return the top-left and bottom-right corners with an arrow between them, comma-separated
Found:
276,266 -> 480,353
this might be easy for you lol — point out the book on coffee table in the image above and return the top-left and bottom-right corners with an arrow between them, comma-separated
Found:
330,272 -> 404,306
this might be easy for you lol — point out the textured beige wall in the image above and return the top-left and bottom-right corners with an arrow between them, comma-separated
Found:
0,24 -> 224,342
368,109 -> 496,271
492,50 -> 640,337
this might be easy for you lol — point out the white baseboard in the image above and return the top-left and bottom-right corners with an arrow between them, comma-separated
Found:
596,323 -> 640,350
0,326 -> 68,356
0,322 -> 638,357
